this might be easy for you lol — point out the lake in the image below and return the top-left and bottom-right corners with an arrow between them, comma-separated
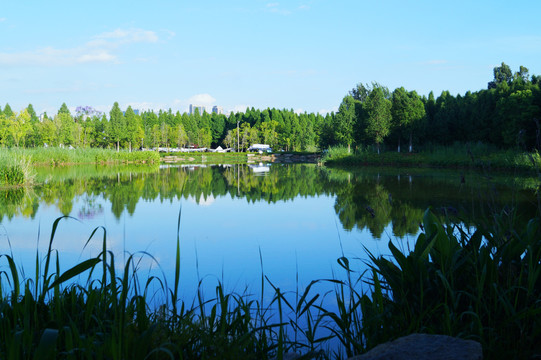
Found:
0,163 -> 537,306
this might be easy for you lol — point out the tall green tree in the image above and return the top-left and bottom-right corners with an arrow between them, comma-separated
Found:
125,106 -> 143,151
3,103 -> 13,118
109,102 -> 125,151
391,88 -> 426,152
365,87 -> 392,154
58,102 -> 71,115
488,62 -> 513,89
334,95 -> 357,152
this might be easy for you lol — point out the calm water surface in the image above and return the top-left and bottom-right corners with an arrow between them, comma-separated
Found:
0,163 -> 537,303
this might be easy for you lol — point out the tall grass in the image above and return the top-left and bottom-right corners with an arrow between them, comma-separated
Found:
1,207 -> 540,358
324,142 -> 541,173
0,153 -> 35,186
0,147 -> 160,167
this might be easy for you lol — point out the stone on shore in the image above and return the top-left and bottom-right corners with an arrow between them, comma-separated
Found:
348,333 -> 482,360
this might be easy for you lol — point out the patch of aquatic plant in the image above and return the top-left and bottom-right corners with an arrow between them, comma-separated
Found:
2,207 -> 540,359
321,146 -> 352,162
0,154 -> 35,186
351,208 -> 541,360
324,142 -> 541,173
0,147 -> 160,166
0,216 -> 332,359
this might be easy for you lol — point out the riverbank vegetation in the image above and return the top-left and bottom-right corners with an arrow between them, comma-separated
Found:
1,207 -> 539,359
1,62 -> 540,155
323,142 -> 541,172
0,148 -> 160,186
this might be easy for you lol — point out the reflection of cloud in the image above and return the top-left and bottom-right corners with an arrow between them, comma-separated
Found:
188,195 -> 216,206
0,28 -> 168,66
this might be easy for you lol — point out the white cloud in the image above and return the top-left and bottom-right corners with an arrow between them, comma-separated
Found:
94,28 -> 159,44
188,93 -> 216,106
231,104 -> 251,113
123,101 -> 169,112
0,27 -> 167,67
77,51 -> 117,63
318,108 -> 337,115
265,2 -> 292,15
0,17 -> 6,22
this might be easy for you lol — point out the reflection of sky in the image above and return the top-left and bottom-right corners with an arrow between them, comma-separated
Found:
0,189 -> 403,306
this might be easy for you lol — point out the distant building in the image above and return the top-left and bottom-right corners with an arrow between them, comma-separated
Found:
189,104 -> 205,115
212,106 -> 223,115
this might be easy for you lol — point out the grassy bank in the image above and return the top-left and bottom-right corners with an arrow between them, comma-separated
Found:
323,143 -> 541,173
1,208 -> 540,359
0,148 -> 160,186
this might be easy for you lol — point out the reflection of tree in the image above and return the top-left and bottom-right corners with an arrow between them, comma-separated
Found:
334,180 -> 393,238
78,195 -> 103,220
0,164 -> 537,235
0,187 -> 38,221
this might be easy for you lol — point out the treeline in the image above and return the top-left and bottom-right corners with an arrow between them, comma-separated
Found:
327,62 -> 541,153
0,102 -> 325,152
1,62 -> 540,152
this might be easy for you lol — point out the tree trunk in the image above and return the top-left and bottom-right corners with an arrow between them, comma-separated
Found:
116,141 -> 119,152
397,137 -> 401,153
348,143 -> 351,154
377,142 -> 380,154
409,132 -> 413,152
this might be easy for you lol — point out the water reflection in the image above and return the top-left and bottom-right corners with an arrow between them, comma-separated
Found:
0,164 -> 538,239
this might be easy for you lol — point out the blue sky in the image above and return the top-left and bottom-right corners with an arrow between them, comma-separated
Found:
1,0 -> 540,116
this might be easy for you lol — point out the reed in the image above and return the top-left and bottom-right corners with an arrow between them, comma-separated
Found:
0,147 -> 160,167
1,207 -> 540,359
324,142 -> 541,173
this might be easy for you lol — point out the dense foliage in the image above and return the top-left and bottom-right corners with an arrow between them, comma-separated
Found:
1,62 -> 539,152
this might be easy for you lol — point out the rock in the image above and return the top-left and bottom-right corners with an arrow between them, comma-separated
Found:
348,333 -> 482,360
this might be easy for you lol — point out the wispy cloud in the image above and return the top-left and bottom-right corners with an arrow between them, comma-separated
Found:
188,94 -> 216,106
87,28 -> 159,48
0,47 -> 117,66
0,17 -> 6,22
0,28 -> 169,67
422,60 -> 448,65
265,2 -> 292,15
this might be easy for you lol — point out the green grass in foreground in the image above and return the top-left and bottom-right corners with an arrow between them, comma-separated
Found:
323,143 -> 541,173
1,208 -> 540,359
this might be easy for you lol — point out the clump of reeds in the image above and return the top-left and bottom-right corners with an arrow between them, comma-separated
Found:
2,207 -> 540,359
0,155 -> 35,186
354,208 -> 541,360
0,147 -> 160,167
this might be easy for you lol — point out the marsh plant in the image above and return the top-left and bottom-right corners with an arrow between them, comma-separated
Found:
1,207 -> 540,359
0,154 -> 35,186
